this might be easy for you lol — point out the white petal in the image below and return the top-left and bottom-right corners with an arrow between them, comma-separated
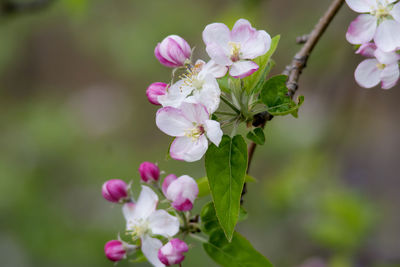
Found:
199,60 -> 228,79
374,20 -> 400,52
229,60 -> 259,78
380,63 -> 400,89
148,210 -> 180,237
186,75 -> 221,114
170,135 -> 208,162
203,23 -> 231,47
374,48 -> 400,64
156,106 -> 192,137
391,3 -> 400,23
355,42 -> 376,57
131,186 -> 158,221
141,235 -> 165,267
157,80 -> 192,109
354,59 -> 381,88
240,30 -> 272,59
345,0 -> 376,12
166,175 -> 199,203
204,120 -> 223,146
346,14 -> 377,44
178,102 -> 209,124
122,202 -> 136,223
205,42 -> 232,66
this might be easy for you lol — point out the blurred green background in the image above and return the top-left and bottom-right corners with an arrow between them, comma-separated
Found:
1,0 -> 399,266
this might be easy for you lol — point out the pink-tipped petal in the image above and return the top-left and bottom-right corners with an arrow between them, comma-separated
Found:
229,60 -> 259,78
104,240 -> 126,262
166,175 -> 198,211
355,42 -> 377,57
346,14 -> 377,45
162,174 -> 178,196
170,135 -> 209,162
345,0 -> 376,13
155,43 -> 179,68
380,63 -> 400,89
138,162 -> 160,183
146,82 -> 168,105
231,18 -> 257,43
158,239 -> 188,266
156,106 -> 193,137
354,58 -> 381,88
241,30 -> 272,59
374,20 -> 400,52
102,179 -> 128,203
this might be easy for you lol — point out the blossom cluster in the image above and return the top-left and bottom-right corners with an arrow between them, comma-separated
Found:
102,162 -> 198,266
147,19 -> 272,162
346,0 -> 400,89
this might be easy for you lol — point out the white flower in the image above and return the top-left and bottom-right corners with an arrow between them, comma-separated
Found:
156,102 -> 223,162
122,186 -> 180,267
158,59 -> 226,114
346,0 -> 400,52
354,43 -> 400,89
202,18 -> 271,78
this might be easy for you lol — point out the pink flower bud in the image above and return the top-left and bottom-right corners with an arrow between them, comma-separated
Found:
165,175 -> 198,211
146,82 -> 168,105
158,238 -> 188,266
162,174 -> 177,196
154,35 -> 191,68
104,240 -> 126,262
102,179 -> 128,203
138,162 -> 160,183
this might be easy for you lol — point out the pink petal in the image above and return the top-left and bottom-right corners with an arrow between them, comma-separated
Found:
162,174 -> 177,196
354,58 -> 381,88
166,175 -> 199,203
229,60 -> 259,78
355,42 -> 376,57
156,106 -> 193,137
374,20 -> 400,52
230,19 -> 257,43
170,135 -> 208,162
380,63 -> 400,89
346,14 -> 377,44
241,30 -> 272,59
391,3 -> 400,23
345,0 -> 376,12
155,43 -> 179,68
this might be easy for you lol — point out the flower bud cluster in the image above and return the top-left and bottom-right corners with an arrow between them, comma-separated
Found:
102,161 -> 198,266
345,0 -> 400,89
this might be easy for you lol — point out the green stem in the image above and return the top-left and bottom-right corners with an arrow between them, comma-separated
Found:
220,95 -> 240,114
189,233 -> 208,243
214,111 -> 237,116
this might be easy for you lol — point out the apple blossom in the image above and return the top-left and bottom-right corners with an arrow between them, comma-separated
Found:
155,35 -> 191,68
123,186 -> 180,267
104,240 -> 136,262
157,59 -> 226,113
202,18 -> 271,78
164,175 -> 199,211
158,239 -> 189,266
354,44 -> 400,89
156,102 -> 223,162
346,0 -> 400,52
102,179 -> 129,203
162,174 -> 178,196
146,82 -> 168,105
138,161 -> 160,183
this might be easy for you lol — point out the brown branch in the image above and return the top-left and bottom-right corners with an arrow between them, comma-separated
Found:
1,0 -> 54,15
242,0 -> 345,203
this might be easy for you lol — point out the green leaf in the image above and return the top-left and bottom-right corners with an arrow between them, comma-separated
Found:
260,75 -> 304,117
217,75 -> 231,94
246,128 -> 265,145
205,135 -> 248,241
203,230 -> 274,267
243,35 -> 280,94
200,202 -> 272,266
197,175 -> 256,198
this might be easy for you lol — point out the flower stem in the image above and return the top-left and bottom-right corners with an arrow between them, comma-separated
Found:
220,95 -> 240,114
189,233 -> 208,243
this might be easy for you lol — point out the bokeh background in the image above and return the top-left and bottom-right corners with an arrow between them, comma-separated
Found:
1,0 -> 399,266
